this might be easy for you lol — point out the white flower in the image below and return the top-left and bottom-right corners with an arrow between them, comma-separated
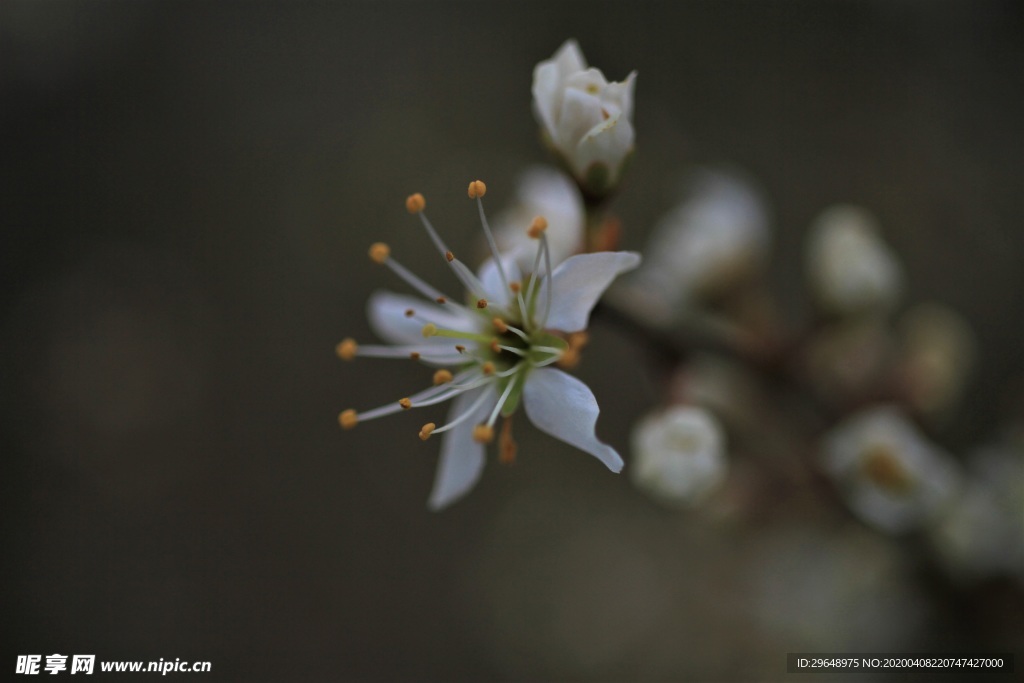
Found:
493,166 -> 584,272
821,406 -> 960,534
806,205 -> 904,316
622,169 -> 769,321
338,181 -> 640,509
532,39 -> 636,197
630,405 -> 727,507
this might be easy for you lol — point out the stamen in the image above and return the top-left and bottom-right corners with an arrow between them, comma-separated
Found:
382,254 -> 450,303
433,369 -> 454,385
492,318 -> 508,333
477,298 -> 488,309
455,345 -> 466,353
338,409 -> 358,430
336,338 -> 358,361
538,232 -> 553,328
422,323 -> 438,337
509,281 -> 521,293
487,374 -> 518,427
431,389 -> 496,436
419,423 -> 436,440
406,193 -> 426,214
435,297 -> 447,304
399,398 -> 412,410
470,179 -> 512,296
473,424 -> 494,443
405,309 -> 415,317
369,242 -> 391,264
481,362 -> 495,375
445,250 -> 455,262
467,180 -> 487,198
410,352 -> 421,360
528,215 -> 548,239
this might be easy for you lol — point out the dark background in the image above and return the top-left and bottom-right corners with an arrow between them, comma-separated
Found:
3,1 -> 1022,681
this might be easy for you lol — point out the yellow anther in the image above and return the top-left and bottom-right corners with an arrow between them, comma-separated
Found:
476,298 -> 488,309
468,179 -> 487,199
369,242 -> 391,264
421,323 -> 438,338
445,250 -> 455,262
433,369 -> 454,385
472,424 -> 494,443
481,362 -> 495,375
399,398 -> 412,410
528,216 -> 548,239
509,281 -> 521,293
410,352 -> 421,360
339,409 -> 358,430
419,423 -> 436,440
336,338 -> 358,361
435,297 -> 447,304
406,193 -> 426,214
492,318 -> 508,333
489,339 -> 501,354
557,348 -> 580,370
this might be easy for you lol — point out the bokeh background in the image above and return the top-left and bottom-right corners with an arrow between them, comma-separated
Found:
4,1 -> 1022,681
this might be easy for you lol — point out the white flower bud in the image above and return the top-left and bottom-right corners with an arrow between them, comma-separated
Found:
806,205 -> 903,316
620,169 -> 769,323
532,40 -> 636,198
821,406 -> 960,534
630,405 -> 727,507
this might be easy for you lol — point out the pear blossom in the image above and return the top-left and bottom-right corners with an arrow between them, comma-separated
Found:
337,180 -> 640,509
630,405 -> 727,507
806,205 -> 904,316
532,39 -> 636,198
821,406 -> 960,534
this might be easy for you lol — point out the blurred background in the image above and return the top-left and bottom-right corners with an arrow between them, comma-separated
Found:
3,1 -> 1022,680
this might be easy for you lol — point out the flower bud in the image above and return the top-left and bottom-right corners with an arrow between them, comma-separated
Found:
532,40 -> 636,199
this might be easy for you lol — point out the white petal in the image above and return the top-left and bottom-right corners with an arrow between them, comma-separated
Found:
522,367 -> 623,472
573,110 -> 634,180
554,87 -> 605,155
540,251 -> 642,332
532,40 -> 586,138
428,386 -> 495,510
477,254 -> 522,309
367,291 -> 475,346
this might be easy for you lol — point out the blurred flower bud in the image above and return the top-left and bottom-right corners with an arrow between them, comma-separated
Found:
897,303 -> 976,418
492,166 -> 584,272
630,405 -> 727,507
930,441 -> 1024,583
619,169 -> 770,324
821,406 -> 960,534
532,39 -> 636,200
806,205 -> 903,317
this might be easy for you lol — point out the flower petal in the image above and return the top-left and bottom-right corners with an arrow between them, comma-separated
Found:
522,367 -> 623,472
367,291 -> 475,346
532,40 -> 588,135
477,254 -> 522,309
539,251 -> 641,332
428,386 -> 495,510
